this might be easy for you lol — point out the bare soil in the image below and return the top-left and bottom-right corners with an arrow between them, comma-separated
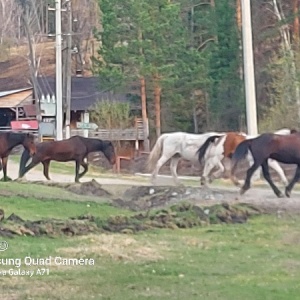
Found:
20,179 -> 300,215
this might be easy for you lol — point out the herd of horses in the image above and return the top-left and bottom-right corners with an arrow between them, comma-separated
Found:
147,128 -> 300,198
0,128 -> 300,198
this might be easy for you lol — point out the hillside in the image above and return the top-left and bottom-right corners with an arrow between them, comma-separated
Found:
0,40 -> 95,92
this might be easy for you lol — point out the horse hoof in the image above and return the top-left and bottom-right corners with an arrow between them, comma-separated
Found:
0,176 -> 12,182
239,188 -> 246,195
285,189 -> 291,198
277,192 -> 285,198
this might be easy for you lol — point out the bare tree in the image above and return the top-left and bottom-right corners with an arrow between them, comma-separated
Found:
271,0 -> 300,119
17,0 -> 45,123
70,0 -> 101,73
0,0 -> 22,44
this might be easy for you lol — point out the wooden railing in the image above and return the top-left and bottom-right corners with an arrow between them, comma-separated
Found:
69,127 -> 145,141
0,118 -> 146,142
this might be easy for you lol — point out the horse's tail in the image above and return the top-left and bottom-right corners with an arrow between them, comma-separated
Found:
147,134 -> 168,171
19,148 -> 31,178
231,139 -> 253,169
197,135 -> 223,164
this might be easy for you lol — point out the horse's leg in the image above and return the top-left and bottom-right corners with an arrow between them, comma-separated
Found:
211,157 -> 225,180
267,158 -> 289,187
42,160 -> 51,180
78,160 -> 89,179
75,160 -> 81,183
170,156 -> 181,186
21,156 -> 41,178
231,158 -> 241,186
228,159 -> 241,186
285,165 -> 300,198
261,160 -> 284,198
201,158 -> 216,186
240,162 -> 262,195
1,157 -> 10,181
151,154 -> 171,185
247,152 -> 261,181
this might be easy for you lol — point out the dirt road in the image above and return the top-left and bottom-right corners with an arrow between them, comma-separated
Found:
5,158 -> 300,213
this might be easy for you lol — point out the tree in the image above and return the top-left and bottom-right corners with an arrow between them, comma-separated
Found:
207,0 -> 243,130
17,0 -> 45,124
0,0 -> 21,45
95,0 -> 209,138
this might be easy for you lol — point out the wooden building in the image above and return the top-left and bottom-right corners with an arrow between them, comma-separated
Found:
0,77 -> 148,154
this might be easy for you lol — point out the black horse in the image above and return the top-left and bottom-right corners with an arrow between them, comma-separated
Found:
0,132 -> 36,181
19,136 -> 116,182
231,131 -> 300,198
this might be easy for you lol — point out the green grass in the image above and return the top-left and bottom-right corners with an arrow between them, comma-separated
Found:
0,181 -> 110,202
1,180 -> 300,299
1,215 -> 300,299
0,196 -> 127,221
9,155 -> 149,182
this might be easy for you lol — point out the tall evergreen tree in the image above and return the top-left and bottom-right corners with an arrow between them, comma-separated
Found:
208,0 -> 243,130
95,0 -> 209,136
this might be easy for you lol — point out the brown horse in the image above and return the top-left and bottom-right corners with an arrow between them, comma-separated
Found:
19,136 -> 116,182
197,129 -> 295,186
231,131 -> 300,198
0,132 -> 36,181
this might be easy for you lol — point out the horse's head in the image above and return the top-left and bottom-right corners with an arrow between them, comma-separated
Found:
102,141 -> 116,165
23,133 -> 36,156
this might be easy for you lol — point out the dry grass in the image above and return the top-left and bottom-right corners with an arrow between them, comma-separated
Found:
58,234 -> 168,263
281,231 -> 300,245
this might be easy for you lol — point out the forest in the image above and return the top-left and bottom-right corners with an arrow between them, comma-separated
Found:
1,0 -> 300,137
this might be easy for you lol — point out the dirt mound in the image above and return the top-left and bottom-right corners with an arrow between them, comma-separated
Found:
113,186 -> 226,211
0,213 -> 101,238
30,179 -> 111,198
0,202 -> 263,237
98,202 -> 263,234
66,180 -> 111,197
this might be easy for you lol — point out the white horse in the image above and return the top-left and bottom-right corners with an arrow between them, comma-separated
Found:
147,131 -> 223,185
198,128 -> 294,186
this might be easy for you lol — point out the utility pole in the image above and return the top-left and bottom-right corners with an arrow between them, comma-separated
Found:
65,0 -> 72,139
241,0 -> 258,136
55,0 -> 63,140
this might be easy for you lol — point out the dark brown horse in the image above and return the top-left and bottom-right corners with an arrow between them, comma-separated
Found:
0,132 -> 36,181
231,131 -> 300,198
19,136 -> 116,182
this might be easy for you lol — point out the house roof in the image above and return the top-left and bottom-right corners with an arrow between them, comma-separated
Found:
37,76 -> 130,111
0,87 -> 32,98
0,88 -> 33,108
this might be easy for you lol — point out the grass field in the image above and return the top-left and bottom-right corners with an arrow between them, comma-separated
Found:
1,182 -> 300,299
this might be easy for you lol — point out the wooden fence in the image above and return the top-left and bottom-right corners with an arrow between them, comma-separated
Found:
70,127 -> 144,141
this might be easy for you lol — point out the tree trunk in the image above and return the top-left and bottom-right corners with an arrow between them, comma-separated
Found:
236,0 -> 242,31
22,10 -> 41,125
138,27 -> 150,151
154,78 -> 161,138
140,76 -> 150,151
293,0 -> 299,45
236,0 -> 243,80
